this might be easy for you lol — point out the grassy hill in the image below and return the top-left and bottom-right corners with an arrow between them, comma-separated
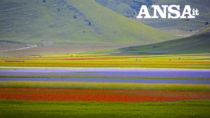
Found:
95,0 -> 151,18
195,25 -> 210,35
0,0 -> 177,46
96,0 -> 210,36
91,26 -> 210,54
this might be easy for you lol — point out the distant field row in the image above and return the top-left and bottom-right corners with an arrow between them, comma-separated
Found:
0,54 -> 210,69
1,76 -> 209,81
1,82 -> 210,92
1,88 -> 210,102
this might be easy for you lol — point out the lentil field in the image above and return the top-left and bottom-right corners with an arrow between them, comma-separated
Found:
0,54 -> 210,117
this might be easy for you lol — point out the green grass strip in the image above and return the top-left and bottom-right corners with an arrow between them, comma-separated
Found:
0,100 -> 210,118
0,81 -> 210,92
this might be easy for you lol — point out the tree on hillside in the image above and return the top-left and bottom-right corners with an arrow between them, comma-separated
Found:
88,22 -> 91,26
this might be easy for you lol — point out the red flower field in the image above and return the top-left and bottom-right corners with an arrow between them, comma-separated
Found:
1,88 -> 210,102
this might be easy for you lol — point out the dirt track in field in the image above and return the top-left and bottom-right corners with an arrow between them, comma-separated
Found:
0,46 -> 123,56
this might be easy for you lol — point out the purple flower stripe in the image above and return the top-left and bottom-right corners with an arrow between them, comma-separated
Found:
0,70 -> 210,79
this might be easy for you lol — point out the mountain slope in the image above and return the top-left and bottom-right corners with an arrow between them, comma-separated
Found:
92,26 -> 210,54
96,0 -> 210,36
196,26 -> 210,35
95,0 -> 151,18
0,0 -> 177,46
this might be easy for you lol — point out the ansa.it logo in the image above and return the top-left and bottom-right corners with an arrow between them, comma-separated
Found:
136,5 -> 199,19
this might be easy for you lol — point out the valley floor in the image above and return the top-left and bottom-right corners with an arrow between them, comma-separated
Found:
0,53 -> 210,117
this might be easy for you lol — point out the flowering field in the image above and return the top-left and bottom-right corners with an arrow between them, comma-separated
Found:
1,88 -> 210,102
1,69 -> 210,84
0,54 -> 210,69
0,54 -> 210,117
1,83 -> 210,117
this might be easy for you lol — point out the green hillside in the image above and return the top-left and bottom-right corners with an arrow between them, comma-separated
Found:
95,0 -> 151,18
196,25 -> 210,35
96,0 -> 210,36
0,0 -> 177,46
91,26 -> 210,54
